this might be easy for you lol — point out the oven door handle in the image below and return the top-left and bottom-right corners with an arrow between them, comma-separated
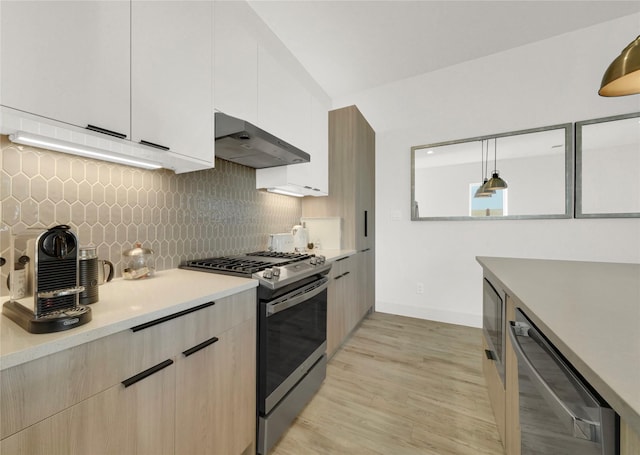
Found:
508,320 -> 601,442
267,278 -> 328,316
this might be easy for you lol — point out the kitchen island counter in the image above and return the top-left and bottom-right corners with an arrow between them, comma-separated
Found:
476,256 -> 640,434
0,268 -> 257,370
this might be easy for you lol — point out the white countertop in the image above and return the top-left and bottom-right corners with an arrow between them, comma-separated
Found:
313,248 -> 357,262
476,256 -> 640,433
0,269 -> 257,371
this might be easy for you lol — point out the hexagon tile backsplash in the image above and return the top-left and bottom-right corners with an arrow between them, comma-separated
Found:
0,135 -> 302,296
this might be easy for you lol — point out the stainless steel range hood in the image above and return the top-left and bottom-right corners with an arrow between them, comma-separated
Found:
214,112 -> 310,169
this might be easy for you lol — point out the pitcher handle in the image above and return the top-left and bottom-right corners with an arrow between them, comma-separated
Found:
103,260 -> 115,282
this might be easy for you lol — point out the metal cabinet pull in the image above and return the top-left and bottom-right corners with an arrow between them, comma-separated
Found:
131,301 -> 216,332
182,336 -> 219,357
86,124 -> 127,139
121,359 -> 174,388
139,140 -> 170,151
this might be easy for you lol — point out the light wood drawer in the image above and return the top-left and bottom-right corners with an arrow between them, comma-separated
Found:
1,329 -> 134,439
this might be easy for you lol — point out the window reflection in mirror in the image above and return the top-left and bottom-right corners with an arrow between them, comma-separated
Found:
576,112 -> 640,218
411,124 -> 573,220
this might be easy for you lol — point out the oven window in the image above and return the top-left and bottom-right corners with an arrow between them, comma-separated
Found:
259,288 -> 327,410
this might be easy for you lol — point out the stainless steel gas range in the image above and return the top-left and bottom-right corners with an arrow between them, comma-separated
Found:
181,251 -> 331,454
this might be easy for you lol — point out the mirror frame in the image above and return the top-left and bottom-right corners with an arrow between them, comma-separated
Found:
411,123 -> 574,221
575,112 -> 640,219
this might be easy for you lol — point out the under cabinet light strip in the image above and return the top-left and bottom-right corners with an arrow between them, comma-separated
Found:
9,131 -> 163,170
266,188 -> 305,198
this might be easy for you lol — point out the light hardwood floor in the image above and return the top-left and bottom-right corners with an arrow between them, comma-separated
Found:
270,312 -> 505,455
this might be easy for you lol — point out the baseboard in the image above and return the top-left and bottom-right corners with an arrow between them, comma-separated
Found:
374,301 -> 482,328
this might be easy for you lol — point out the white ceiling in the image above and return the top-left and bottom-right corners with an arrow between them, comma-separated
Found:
248,1 -> 640,99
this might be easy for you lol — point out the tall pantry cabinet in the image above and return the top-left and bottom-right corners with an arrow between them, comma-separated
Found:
303,105 -> 375,355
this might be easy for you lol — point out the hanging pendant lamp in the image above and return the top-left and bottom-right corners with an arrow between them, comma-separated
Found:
485,138 -> 508,191
599,36 -> 640,97
474,139 -> 495,198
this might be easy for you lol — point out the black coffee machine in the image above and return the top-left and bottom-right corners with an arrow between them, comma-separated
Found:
3,225 -> 92,333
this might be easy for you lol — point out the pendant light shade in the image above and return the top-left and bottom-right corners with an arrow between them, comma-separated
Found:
599,36 -> 640,97
486,138 -> 507,191
485,171 -> 508,191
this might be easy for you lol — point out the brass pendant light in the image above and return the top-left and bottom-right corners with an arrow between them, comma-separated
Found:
485,138 -> 508,191
599,36 -> 640,97
474,139 -> 495,198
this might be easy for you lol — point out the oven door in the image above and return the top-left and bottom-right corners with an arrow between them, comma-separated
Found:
258,276 -> 328,415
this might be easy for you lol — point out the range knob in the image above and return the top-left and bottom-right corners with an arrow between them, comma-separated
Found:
310,257 -> 318,265
272,267 -> 281,277
317,255 -> 326,264
263,269 -> 273,279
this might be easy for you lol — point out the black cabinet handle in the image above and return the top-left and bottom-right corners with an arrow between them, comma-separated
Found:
360,248 -> 371,253
86,124 -> 127,139
121,359 -> 173,388
131,301 -> 216,332
182,336 -> 219,357
334,274 -> 344,280
364,210 -> 368,237
484,349 -> 496,361
336,256 -> 349,262
139,140 -> 170,151
342,271 -> 350,277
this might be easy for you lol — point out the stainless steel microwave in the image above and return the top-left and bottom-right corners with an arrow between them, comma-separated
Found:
483,277 -> 505,385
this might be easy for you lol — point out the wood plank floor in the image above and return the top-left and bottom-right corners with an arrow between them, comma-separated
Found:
270,312 -> 505,455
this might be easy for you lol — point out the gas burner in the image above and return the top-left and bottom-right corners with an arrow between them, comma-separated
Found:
179,251 -> 328,288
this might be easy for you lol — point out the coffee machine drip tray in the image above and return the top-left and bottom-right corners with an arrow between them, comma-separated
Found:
2,300 -> 92,334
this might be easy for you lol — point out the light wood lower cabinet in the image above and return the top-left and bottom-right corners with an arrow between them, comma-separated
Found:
327,255 -> 355,358
482,334 -> 506,446
175,316 -> 256,455
1,360 -> 176,455
622,420 -> 640,455
0,289 -> 256,455
327,250 -> 375,359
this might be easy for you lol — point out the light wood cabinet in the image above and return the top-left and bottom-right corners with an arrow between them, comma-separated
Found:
304,105 -> 376,352
482,334 -> 506,446
0,289 -> 256,455
0,1 -> 131,137
622,420 -> 640,455
176,317 -> 256,455
1,360 -> 176,455
131,1 -> 213,164
327,255 -> 355,358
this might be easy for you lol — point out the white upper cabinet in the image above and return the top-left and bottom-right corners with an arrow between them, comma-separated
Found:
256,45 -> 311,153
255,45 -> 329,196
131,1 -> 214,165
213,1 -> 258,124
0,1 -> 130,137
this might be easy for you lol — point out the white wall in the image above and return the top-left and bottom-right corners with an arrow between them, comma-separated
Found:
334,14 -> 640,327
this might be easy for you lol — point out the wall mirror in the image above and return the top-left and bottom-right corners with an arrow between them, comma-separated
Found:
576,112 -> 640,218
411,124 -> 573,220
